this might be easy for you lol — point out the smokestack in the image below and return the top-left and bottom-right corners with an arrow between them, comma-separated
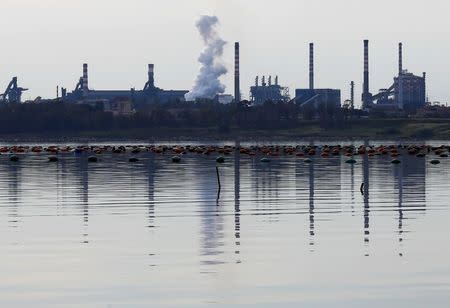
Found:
148,64 -> 155,88
399,42 -> 403,76
82,63 -> 89,97
350,81 -> 355,110
309,43 -> 314,90
363,40 -> 369,96
234,42 -> 241,103
362,40 -> 372,109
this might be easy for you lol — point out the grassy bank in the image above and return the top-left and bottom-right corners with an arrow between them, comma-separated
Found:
0,118 -> 450,142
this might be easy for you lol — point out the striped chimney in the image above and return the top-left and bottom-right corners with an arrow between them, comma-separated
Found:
234,42 -> 241,103
399,42 -> 403,76
363,40 -> 369,97
309,43 -> 314,90
82,63 -> 89,97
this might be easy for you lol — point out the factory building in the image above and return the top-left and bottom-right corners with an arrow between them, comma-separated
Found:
394,71 -> 426,110
295,88 -> 341,108
250,75 -> 290,105
362,41 -> 426,111
62,64 -> 188,108
295,43 -> 341,108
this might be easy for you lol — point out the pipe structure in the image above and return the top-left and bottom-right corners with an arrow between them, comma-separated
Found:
309,43 -> 314,90
234,42 -> 241,104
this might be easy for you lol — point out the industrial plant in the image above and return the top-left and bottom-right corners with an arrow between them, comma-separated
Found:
0,38 -> 434,118
0,77 -> 28,104
362,40 -> 426,111
61,64 -> 188,107
295,43 -> 342,109
250,76 -> 290,105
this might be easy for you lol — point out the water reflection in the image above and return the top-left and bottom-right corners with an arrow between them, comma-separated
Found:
0,150 -> 432,255
363,143 -> 370,251
308,160 -> 315,248
0,145 -> 446,307
392,154 -> 427,257
234,141 -> 241,262
6,159 -> 21,228
146,153 -> 156,228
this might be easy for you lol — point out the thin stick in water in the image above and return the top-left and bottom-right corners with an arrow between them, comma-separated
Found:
216,166 -> 221,205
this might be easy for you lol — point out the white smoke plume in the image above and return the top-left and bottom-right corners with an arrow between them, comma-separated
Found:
185,15 -> 227,101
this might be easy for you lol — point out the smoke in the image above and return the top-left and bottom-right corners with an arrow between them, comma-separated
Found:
185,15 -> 227,101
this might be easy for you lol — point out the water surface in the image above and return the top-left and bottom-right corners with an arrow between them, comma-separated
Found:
0,145 -> 449,307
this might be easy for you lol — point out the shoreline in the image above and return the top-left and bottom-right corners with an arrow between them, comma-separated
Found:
0,118 -> 449,143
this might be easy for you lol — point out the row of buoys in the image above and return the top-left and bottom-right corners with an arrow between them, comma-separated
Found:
3,153 -> 445,166
1,144 -> 450,160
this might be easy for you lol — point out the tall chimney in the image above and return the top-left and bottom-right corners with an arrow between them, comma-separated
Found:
399,42 -> 403,76
362,40 -> 371,109
234,42 -> 241,104
309,43 -> 314,90
148,64 -> 155,88
350,81 -> 355,110
82,63 -> 89,97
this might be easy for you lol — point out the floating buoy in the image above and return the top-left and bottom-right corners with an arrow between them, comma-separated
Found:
48,156 -> 58,162
9,155 -> 19,162
129,157 -> 139,162
346,158 -> 357,164
304,158 -> 313,163
172,156 -> 181,163
430,159 -> 441,165
391,159 -> 401,164
260,157 -> 271,163
88,156 -> 98,162
216,156 -> 225,163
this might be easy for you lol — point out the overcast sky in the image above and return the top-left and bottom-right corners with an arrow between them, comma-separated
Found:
1,0 -> 449,106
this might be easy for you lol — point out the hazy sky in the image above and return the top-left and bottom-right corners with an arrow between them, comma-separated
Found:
1,0 -> 449,106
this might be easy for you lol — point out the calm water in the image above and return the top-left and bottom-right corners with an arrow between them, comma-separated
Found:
0,143 -> 449,307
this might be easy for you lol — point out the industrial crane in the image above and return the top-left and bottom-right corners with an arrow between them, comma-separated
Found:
0,77 -> 28,103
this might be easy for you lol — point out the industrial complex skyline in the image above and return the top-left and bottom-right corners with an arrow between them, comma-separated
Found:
1,0 -> 449,106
